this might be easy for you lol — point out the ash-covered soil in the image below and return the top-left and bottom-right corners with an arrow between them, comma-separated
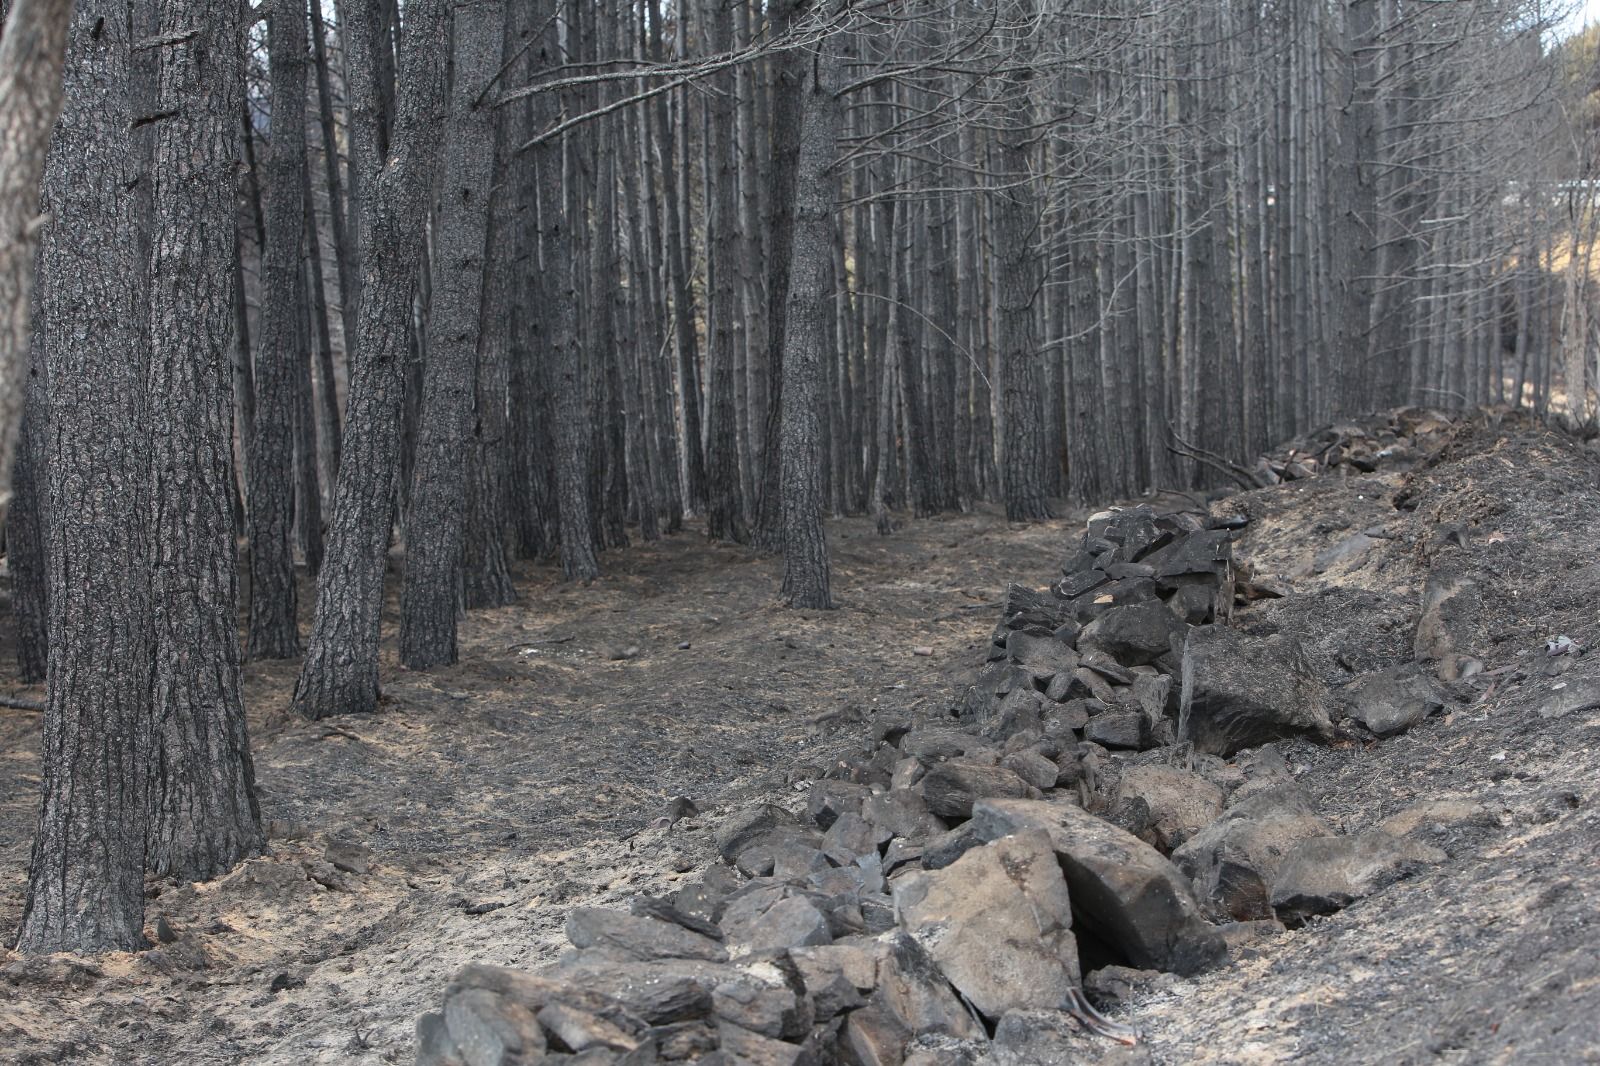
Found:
0,509 -> 1085,1065
4,412 -> 1600,1065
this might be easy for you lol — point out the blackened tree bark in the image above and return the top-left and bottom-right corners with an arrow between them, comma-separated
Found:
779,28 -> 843,609
145,0 -> 265,880
704,0 -> 747,543
400,0 -> 504,669
248,0 -> 309,658
992,0 -> 1051,522
534,10 -> 599,581
292,0 -> 450,718
17,0 -> 152,954
752,0 -> 806,554
0,0 -> 73,529
10,380 -> 48,683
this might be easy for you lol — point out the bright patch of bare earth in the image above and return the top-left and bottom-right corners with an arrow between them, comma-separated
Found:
4,415 -> 1600,1065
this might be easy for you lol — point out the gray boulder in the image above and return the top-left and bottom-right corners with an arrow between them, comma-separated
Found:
893,830 -> 1080,1020
1172,785 -> 1329,922
1341,664 -> 1445,736
1179,626 -> 1332,757
969,799 -> 1226,975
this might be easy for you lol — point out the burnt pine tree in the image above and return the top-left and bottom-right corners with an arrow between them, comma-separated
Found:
17,0 -> 152,954
0,0 -> 73,530
400,0 -> 505,669
247,0 -> 309,658
993,0 -> 1051,522
779,26 -> 844,610
144,0 -> 265,880
293,0 -> 450,718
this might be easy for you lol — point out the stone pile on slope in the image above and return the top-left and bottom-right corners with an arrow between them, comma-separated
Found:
416,503 -> 1472,1066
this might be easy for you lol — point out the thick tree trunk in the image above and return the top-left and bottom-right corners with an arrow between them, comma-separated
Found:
248,0 -> 309,659
18,0 -> 151,954
779,27 -> 843,609
145,0 -> 264,880
0,0 -> 74,532
293,0 -> 450,718
399,0 -> 505,670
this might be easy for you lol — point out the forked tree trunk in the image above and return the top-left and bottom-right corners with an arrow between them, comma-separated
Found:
18,0 -> 152,954
293,0 -> 450,718
400,0 -> 505,669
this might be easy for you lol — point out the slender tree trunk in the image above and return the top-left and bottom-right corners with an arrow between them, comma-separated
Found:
248,0 -> 309,658
993,0 -> 1051,521
18,0 -> 151,954
780,24 -> 843,609
399,0 -> 505,670
293,0 -> 450,718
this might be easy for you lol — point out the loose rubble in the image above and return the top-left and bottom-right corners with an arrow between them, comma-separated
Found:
415,486 -> 1489,1065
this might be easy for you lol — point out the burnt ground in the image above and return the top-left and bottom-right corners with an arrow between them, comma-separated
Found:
4,414 -> 1600,1065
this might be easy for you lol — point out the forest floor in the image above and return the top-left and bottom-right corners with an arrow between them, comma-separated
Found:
3,413 -> 1600,1065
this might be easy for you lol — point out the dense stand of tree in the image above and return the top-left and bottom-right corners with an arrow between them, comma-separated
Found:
0,0 -> 1595,951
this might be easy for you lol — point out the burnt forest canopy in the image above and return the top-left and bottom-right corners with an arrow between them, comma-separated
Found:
1,0 -> 1599,1063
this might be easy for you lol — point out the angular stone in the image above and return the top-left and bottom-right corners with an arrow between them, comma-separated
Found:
921,823 -> 985,871
1000,749 -> 1060,791
652,1021 -> 718,1060
712,978 -> 805,1041
538,1001 -> 644,1053
900,728 -> 979,762
998,583 -> 1073,636
532,958 -> 719,1025
983,688 -> 1045,743
567,909 -> 729,963
843,999 -> 910,1066
715,1022 -> 807,1066
806,781 -> 872,831
324,839 -> 373,875
789,955 -> 865,1021
416,1012 -> 466,1066
1059,569 -> 1111,599
1080,603 -> 1189,668
822,813 -> 892,866
1341,664 -> 1444,737
921,762 -> 1040,820
722,894 -> 833,953
893,830 -> 1079,1020
630,896 -> 724,942
876,933 -> 985,1039
444,988 -> 546,1066
1083,711 -> 1147,751
1078,651 -> 1135,684
1073,667 -> 1119,707
1172,785 -> 1329,922
1179,626 -> 1332,757
1006,631 -> 1080,679
1145,528 -> 1233,579
717,805 -> 800,862
862,790 -> 946,842
673,865 -> 739,927
1114,765 -> 1224,854
1270,831 -> 1446,926
791,941 -> 883,992
1130,672 -> 1173,721
970,799 -> 1226,975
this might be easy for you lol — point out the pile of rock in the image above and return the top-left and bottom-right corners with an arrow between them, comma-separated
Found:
416,505 -> 1462,1066
1252,406 -> 1459,486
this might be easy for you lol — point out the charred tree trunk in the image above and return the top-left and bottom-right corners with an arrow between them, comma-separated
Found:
779,29 -> 843,609
292,0 -> 450,718
399,0 -> 505,670
145,0 -> 264,880
248,0 -> 309,659
18,0 -> 152,953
